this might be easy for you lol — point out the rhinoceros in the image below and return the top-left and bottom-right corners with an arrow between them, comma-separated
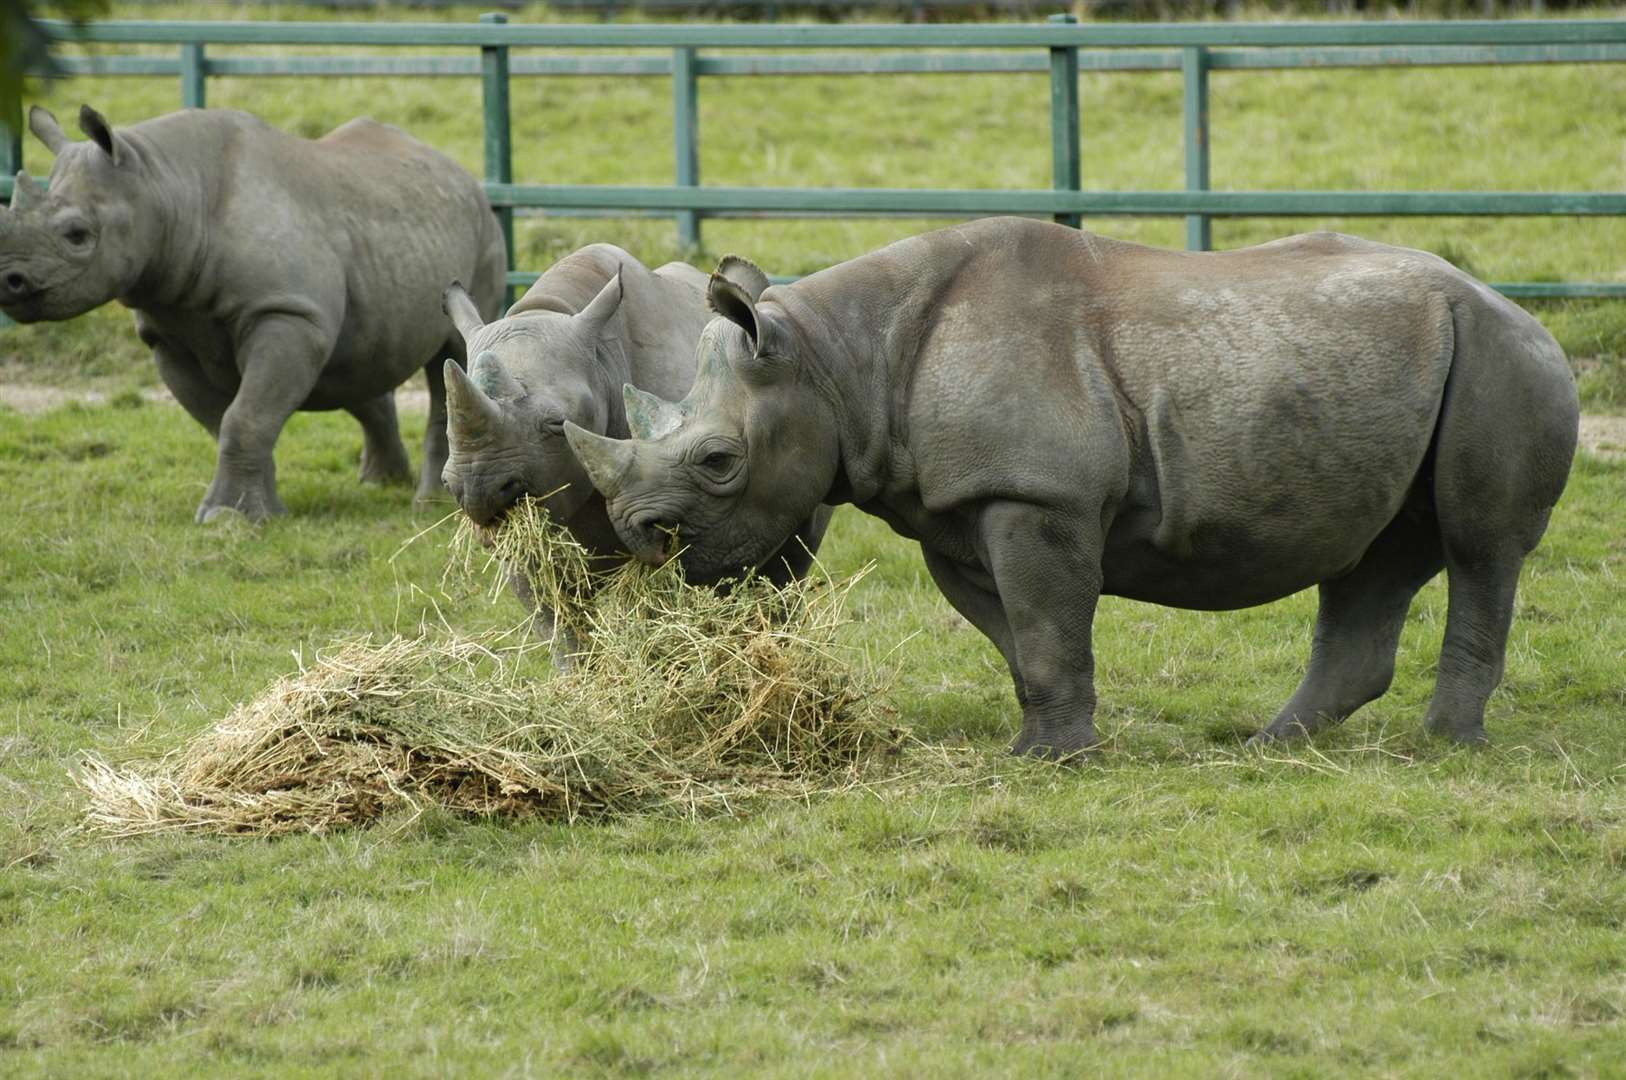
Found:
439,243 -> 832,655
565,218 -> 1580,758
0,104 -> 507,522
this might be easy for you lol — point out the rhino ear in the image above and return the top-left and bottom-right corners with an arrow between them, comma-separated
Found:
707,274 -> 762,347
575,271 -> 623,339
442,282 -> 485,341
714,254 -> 771,302
28,106 -> 68,155
78,106 -> 120,164
706,272 -> 793,378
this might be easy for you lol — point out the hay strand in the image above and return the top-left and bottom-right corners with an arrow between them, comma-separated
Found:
79,500 -> 900,836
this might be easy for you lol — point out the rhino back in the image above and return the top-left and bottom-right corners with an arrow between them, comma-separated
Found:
829,221 -> 1470,605
132,111 -> 501,403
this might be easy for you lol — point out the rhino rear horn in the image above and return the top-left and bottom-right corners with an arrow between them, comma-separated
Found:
443,358 -> 504,442
28,106 -> 67,154
575,271 -> 623,338
469,350 -> 524,401
78,105 -> 119,163
714,255 -> 772,302
8,171 -> 46,214
443,282 -> 485,341
562,422 -> 636,500
623,384 -> 685,441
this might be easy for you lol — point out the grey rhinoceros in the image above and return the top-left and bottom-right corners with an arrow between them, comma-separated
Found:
565,218 -> 1580,758
439,243 -> 831,653
0,104 -> 507,522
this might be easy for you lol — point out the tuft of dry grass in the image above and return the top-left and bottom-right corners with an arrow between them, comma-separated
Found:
78,500 -> 902,835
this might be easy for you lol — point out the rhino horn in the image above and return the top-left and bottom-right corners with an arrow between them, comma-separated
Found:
469,350 -> 524,401
443,358 -> 504,442
563,422 -> 636,499
623,384 -> 685,441
442,281 -> 485,341
575,271 -> 623,338
28,106 -> 67,154
8,171 -> 45,214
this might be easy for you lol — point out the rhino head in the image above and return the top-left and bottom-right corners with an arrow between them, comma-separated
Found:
564,270 -> 839,583
440,273 -> 626,529
0,105 -> 151,323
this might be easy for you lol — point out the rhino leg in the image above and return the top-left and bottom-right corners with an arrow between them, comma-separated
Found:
757,504 -> 835,586
973,500 -> 1105,761
347,393 -> 413,486
922,547 -> 1028,709
196,314 -> 326,524
151,339 -> 232,438
1420,308 -> 1576,743
415,349 -> 453,504
1254,500 -> 1444,743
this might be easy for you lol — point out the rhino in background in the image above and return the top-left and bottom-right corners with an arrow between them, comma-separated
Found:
440,244 -> 831,655
0,104 -> 508,522
567,218 -> 1579,758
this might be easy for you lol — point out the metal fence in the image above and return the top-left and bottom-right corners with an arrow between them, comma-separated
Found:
8,16 -> 1626,298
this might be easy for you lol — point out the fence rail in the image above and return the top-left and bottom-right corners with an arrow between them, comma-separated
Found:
4,16 -> 1624,299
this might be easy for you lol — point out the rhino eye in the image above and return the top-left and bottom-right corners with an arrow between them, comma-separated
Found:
63,226 -> 91,246
700,451 -> 733,471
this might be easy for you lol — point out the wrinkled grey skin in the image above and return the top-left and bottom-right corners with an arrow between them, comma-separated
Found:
441,244 -> 831,660
567,218 -> 1579,759
0,105 -> 507,522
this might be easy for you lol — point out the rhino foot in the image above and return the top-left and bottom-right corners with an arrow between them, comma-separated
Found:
1423,709 -> 1489,746
195,483 -> 286,525
1009,720 -> 1099,763
358,446 -> 413,486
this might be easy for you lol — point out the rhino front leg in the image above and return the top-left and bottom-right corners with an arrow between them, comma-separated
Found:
758,504 -> 835,586
976,500 -> 1105,760
347,393 -> 413,486
197,314 -> 328,524
149,336 -> 233,439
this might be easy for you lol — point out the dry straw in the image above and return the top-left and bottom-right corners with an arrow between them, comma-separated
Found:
79,500 -> 901,836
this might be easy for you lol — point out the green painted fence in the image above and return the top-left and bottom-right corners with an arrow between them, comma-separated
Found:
5,15 -> 1626,299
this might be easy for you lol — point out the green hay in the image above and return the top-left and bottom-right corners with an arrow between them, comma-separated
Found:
79,501 -> 901,836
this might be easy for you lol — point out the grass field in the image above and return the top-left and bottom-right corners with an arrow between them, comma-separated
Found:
4,3 -> 1626,1075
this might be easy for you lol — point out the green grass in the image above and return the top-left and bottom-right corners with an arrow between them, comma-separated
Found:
5,2 -> 1625,404
4,5 -> 1626,1074
3,380 -> 1626,1077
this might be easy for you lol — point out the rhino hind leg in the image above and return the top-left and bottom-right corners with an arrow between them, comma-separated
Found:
1419,305 -> 1577,743
348,392 -> 413,486
1254,499 -> 1444,744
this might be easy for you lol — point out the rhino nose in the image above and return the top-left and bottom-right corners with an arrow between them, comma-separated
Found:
625,511 -> 678,563
461,476 -> 526,527
1,269 -> 35,300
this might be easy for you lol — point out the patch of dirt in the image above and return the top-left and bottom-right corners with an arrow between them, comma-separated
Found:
0,383 -> 434,415
1,380 -> 1621,460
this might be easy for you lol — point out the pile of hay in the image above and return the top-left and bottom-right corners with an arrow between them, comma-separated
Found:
79,500 -> 899,836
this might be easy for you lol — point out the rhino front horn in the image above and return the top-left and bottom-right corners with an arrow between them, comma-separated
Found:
563,422 -> 636,499
8,171 -> 45,214
443,357 -> 504,442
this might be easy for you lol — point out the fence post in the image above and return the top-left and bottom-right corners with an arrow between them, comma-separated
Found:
481,11 -> 515,304
180,43 -> 206,109
1048,13 -> 1081,229
2,96 -> 21,181
1182,45 -> 1211,251
673,46 -> 701,253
